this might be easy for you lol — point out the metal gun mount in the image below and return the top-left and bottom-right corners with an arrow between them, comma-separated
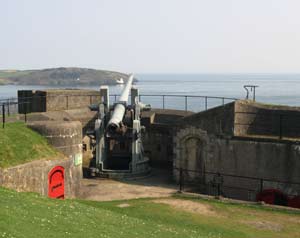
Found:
91,74 -> 151,178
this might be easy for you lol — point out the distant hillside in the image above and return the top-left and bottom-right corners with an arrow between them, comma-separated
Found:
0,68 -> 130,86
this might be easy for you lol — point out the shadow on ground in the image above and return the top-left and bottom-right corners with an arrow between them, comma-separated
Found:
78,168 -> 178,201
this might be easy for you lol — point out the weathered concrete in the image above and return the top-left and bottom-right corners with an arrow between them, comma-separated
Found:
234,100 -> 300,139
142,109 -> 193,168
179,100 -> 300,140
174,122 -> 300,201
18,89 -> 101,113
0,157 -> 82,198
178,102 -> 235,136
27,121 -> 83,162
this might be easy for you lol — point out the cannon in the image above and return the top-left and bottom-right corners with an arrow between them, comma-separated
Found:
91,74 -> 150,177
107,74 -> 134,136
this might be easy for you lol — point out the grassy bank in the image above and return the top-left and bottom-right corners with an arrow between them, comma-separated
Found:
0,122 -> 61,168
0,187 -> 299,238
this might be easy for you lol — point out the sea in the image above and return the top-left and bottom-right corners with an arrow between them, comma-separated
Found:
0,74 -> 300,112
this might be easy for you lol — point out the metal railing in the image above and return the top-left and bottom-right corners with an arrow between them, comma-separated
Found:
0,93 -> 238,128
110,94 -> 237,112
234,111 -> 300,140
175,167 -> 300,206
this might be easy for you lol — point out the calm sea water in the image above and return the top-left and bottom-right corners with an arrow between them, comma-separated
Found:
1,74 -> 299,111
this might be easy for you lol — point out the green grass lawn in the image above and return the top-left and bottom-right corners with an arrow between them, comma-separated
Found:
0,122 -> 61,168
0,187 -> 299,238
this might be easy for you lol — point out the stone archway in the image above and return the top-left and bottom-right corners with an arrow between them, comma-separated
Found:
183,137 -> 202,175
173,127 -> 208,183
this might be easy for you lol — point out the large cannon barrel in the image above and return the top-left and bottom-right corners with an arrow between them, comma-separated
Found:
107,74 -> 134,134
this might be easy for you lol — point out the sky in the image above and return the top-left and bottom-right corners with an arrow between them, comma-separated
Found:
1,0 -> 300,73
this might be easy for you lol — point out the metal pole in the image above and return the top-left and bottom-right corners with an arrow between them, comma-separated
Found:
2,104 -> 5,129
7,99 -> 10,116
162,95 -> 165,109
24,102 -> 27,123
185,96 -> 188,111
205,97 -> 208,111
279,114 -> 283,139
179,168 -> 183,192
66,96 -> 69,109
222,97 -> 225,106
260,179 -> 263,192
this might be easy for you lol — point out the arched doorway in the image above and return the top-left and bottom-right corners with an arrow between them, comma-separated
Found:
182,136 -> 205,182
174,127 -> 208,184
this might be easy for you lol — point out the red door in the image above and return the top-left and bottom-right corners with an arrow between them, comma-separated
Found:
48,166 -> 65,199
256,189 -> 288,206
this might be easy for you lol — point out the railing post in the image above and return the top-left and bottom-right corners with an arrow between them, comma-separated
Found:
24,103 -> 27,123
179,168 -> 183,192
2,104 -> 5,129
222,97 -> 225,106
205,96 -> 208,111
185,96 -> 188,111
260,179 -> 263,193
162,95 -> 165,109
279,114 -> 283,139
114,95 -> 117,103
66,95 -> 69,109
7,99 -> 10,116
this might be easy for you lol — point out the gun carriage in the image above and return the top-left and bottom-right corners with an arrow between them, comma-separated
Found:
91,74 -> 150,177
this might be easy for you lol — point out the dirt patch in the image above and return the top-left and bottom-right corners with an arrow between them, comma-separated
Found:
117,203 -> 131,208
243,220 -> 283,232
153,198 -> 218,216
287,217 -> 300,224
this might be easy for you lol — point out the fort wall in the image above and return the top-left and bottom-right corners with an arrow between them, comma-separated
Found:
174,126 -> 300,201
234,100 -> 300,139
18,89 -> 101,113
0,157 -> 82,198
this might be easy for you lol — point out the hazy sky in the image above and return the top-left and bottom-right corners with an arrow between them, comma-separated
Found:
1,0 -> 300,73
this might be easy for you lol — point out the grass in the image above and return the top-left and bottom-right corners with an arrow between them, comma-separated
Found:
0,187 -> 299,238
0,122 -> 61,168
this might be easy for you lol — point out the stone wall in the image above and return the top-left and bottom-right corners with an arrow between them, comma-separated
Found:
178,102 -> 235,136
234,100 -> 300,139
143,124 -> 174,168
142,109 -> 193,168
174,126 -> 300,201
27,121 -> 83,162
18,89 -> 101,113
0,157 -> 82,198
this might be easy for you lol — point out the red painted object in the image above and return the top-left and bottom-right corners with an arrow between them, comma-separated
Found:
288,196 -> 300,209
48,166 -> 65,199
256,189 -> 288,206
